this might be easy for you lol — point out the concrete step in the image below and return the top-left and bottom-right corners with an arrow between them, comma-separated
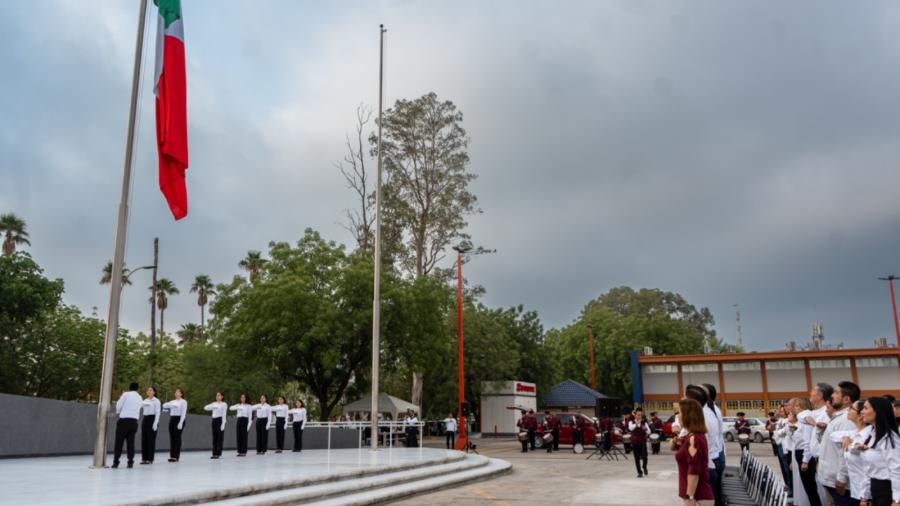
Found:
308,456 -> 512,506
207,454 -> 503,506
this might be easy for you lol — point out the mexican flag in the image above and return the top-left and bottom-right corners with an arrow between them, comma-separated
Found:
154,0 -> 189,220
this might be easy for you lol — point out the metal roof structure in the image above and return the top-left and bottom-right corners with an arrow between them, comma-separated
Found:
543,379 -> 613,408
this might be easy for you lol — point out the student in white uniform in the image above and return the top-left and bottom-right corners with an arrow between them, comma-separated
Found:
792,396 -> 815,506
858,397 -> 900,506
113,382 -> 143,468
273,396 -> 289,453
803,383 -> 833,506
836,399 -> 868,505
288,400 -> 306,452
203,392 -> 227,459
251,394 -> 272,454
162,388 -> 187,462
229,393 -> 252,456
818,381 -> 860,505
140,386 -> 161,465
774,400 -> 796,495
443,412 -> 458,450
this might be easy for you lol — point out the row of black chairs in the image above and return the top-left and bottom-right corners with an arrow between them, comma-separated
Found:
729,448 -> 788,506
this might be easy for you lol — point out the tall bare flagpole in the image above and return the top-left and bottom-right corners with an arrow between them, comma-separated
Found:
92,0 -> 149,468
370,23 -> 386,450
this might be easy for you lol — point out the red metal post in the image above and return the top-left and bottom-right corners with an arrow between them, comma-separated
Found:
888,279 -> 900,355
455,252 -> 467,450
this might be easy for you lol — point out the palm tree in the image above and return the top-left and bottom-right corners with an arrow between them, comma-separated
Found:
0,213 -> 31,256
151,278 -> 179,334
100,261 -> 132,286
238,250 -> 268,284
176,323 -> 202,344
190,274 -> 216,336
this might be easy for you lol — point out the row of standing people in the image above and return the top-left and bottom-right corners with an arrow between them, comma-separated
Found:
112,383 -> 307,468
767,382 -> 899,506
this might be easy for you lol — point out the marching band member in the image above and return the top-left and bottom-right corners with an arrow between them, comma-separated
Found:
203,392 -> 227,459
517,412 -> 529,453
525,410 -> 538,451
288,400 -> 306,452
649,411 -> 664,455
162,388 -> 187,463
599,415 -> 614,452
544,411 -> 560,453
272,396 -> 289,453
858,397 -> 900,506
734,412 -> 752,452
628,408 -> 651,478
140,386 -> 161,465
229,394 -> 252,456
112,382 -> 143,469
251,394 -> 272,454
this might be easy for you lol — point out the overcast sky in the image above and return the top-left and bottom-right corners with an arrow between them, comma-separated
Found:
3,1 -> 900,351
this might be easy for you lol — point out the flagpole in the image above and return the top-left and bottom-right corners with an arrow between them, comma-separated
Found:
92,0 -> 149,469
370,23 -> 386,451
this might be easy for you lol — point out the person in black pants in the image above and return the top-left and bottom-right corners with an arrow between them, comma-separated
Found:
629,409 -> 651,477
203,392 -> 227,459
230,394 -> 252,456
289,400 -> 306,452
273,396 -> 288,453
162,388 -> 188,463
140,386 -> 161,464
252,394 -> 272,454
444,412 -> 458,450
113,382 -> 143,468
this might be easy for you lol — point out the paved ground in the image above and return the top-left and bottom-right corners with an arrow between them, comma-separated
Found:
395,438 -> 785,506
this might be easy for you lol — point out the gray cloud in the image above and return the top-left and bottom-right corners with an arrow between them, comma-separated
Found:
2,0 -> 900,351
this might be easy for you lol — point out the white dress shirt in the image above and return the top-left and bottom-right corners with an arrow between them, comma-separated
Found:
816,407 -> 854,488
162,399 -> 187,430
836,426 -> 868,500
703,406 -> 722,468
713,404 -> 726,458
859,428 -> 900,502
795,409 -> 816,463
288,408 -> 307,429
627,420 -> 651,435
116,391 -> 143,420
444,417 -> 458,433
807,405 -> 829,459
776,419 -> 795,453
141,397 -> 161,431
251,403 -> 273,429
230,403 -> 253,432
204,401 -> 228,429
272,404 -> 289,419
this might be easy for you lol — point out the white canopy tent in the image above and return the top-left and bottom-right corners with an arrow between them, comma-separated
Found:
342,393 -> 420,420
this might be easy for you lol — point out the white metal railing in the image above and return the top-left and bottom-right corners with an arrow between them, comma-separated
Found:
282,420 -> 425,450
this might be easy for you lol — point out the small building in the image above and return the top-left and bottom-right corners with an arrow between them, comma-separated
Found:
542,379 -> 613,416
480,380 -> 537,436
632,347 -> 900,418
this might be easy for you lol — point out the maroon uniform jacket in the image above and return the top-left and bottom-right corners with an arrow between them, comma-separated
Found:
734,419 -> 751,435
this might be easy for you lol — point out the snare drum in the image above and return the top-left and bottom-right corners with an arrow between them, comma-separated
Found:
518,431 -> 529,442
623,434 -> 632,444
738,433 -> 750,444
542,432 -> 553,444
649,433 -> 660,442
573,442 -> 584,454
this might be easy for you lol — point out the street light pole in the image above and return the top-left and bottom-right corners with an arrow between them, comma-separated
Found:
149,237 -> 158,385
453,245 -> 470,451
878,275 -> 900,354
369,24 -> 386,450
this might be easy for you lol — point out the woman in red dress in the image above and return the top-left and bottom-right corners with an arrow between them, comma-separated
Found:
675,399 -> 715,505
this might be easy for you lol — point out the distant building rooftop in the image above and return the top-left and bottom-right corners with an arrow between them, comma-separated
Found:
543,379 -> 612,408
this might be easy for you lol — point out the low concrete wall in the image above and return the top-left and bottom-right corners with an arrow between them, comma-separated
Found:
0,393 -> 360,458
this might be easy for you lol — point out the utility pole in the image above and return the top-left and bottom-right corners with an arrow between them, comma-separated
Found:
92,0 -> 148,469
878,275 -> 900,356
149,237 -> 158,384
453,245 -> 471,451
369,24 -> 386,451
586,324 -> 597,391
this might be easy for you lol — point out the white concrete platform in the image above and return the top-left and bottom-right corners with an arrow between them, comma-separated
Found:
0,448 -> 510,506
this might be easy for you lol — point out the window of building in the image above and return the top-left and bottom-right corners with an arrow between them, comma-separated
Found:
639,401 -> 678,415
810,359 -> 850,369
856,357 -> 899,368
725,400 -> 765,413
683,363 -> 717,373
644,364 -> 677,374
765,360 -> 803,370
723,361 -> 760,371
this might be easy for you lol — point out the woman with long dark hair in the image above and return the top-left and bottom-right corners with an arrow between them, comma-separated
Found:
229,393 -> 252,456
140,386 -> 161,465
251,394 -> 272,455
835,399 -> 868,506
162,388 -> 187,463
272,396 -> 289,453
203,392 -> 227,459
288,400 -> 307,452
858,397 -> 899,506
674,398 -> 714,505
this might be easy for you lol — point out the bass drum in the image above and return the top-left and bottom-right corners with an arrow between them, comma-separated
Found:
649,433 -> 660,442
573,442 -> 584,454
518,431 -> 529,442
542,432 -> 554,444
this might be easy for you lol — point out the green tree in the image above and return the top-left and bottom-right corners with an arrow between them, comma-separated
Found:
375,92 -> 482,278
100,261 -> 132,286
176,323 -> 202,344
190,274 -> 215,336
0,213 -> 31,256
238,251 -> 267,284
153,278 -> 179,334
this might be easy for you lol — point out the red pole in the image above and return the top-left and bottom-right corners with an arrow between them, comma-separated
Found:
455,251 -> 467,450
889,279 -> 900,353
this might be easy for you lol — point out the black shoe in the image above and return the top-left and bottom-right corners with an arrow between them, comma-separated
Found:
643,467 -> 648,475
127,462 -> 134,468
111,462 -> 119,469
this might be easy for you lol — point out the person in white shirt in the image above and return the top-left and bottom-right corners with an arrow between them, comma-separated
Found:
113,382 -> 143,468
162,388 -> 188,463
773,401 -> 796,495
443,412 -> 458,450
803,383 -> 833,506
817,381 -> 860,505
203,392 -> 227,459
288,400 -> 307,452
229,393 -> 252,456
701,384 -> 726,506
140,386 -> 161,465
272,396 -> 289,453
404,409 -> 419,447
858,397 -> 900,506
251,394 -> 272,455
837,400 -> 869,504
793,396 -> 817,506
